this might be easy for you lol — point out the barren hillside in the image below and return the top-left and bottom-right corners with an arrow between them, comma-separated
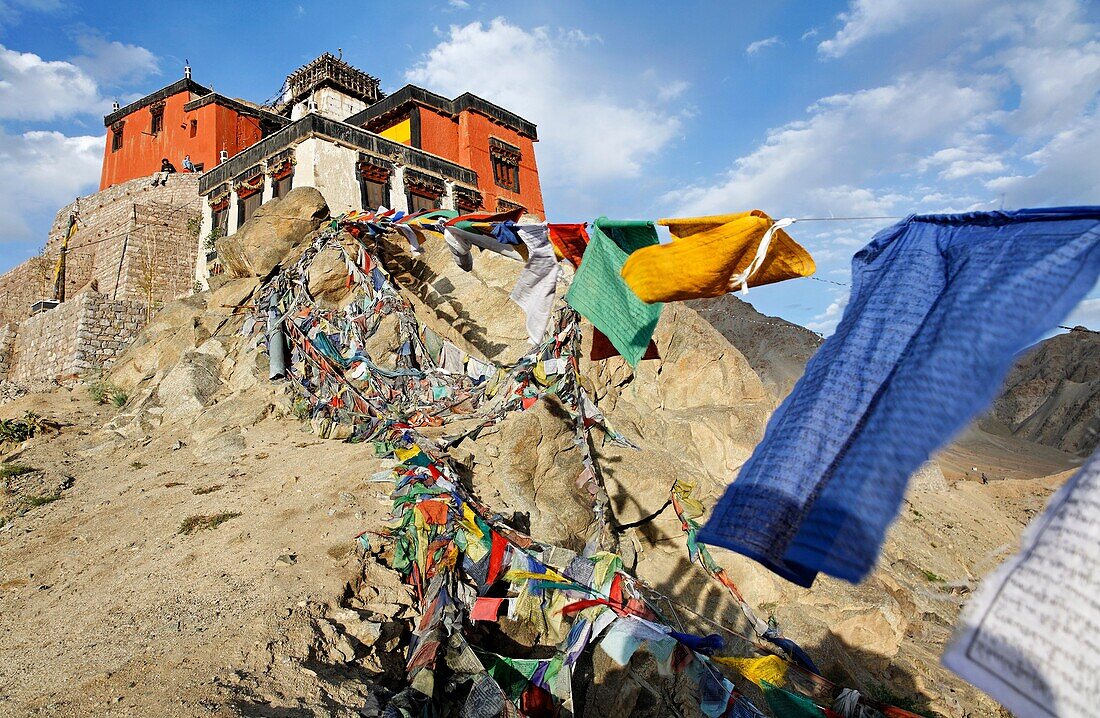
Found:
0,193 -> 1086,718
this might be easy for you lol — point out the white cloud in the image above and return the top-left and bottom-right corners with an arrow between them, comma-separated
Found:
0,44 -> 100,120
806,292 -> 850,334
918,146 -> 1006,180
71,32 -> 159,86
801,28 -> 819,41
986,107 -> 1100,206
666,71 -> 997,218
406,18 -> 682,187
0,129 -> 101,241
746,36 -> 783,55
1062,297 -> 1100,330
0,0 -> 63,27
817,0 -> 993,58
656,79 -> 689,102
447,0 -> 469,8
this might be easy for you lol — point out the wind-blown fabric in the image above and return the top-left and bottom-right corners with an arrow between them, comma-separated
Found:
564,217 -> 663,366
510,223 -> 559,345
699,207 -> 1100,587
622,211 -> 816,303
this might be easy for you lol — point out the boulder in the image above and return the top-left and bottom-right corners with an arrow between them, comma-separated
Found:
216,187 -> 329,278
306,244 -> 355,307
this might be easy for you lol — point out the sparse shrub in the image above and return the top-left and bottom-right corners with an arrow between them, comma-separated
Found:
22,491 -> 61,508
0,463 -> 35,479
291,398 -> 311,421
177,511 -> 241,535
87,368 -> 126,408
204,226 -> 225,252
192,484 -> 223,495
130,461 -> 147,470
0,413 -> 41,443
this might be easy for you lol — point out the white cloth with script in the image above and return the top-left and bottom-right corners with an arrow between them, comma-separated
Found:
942,449 -> 1100,718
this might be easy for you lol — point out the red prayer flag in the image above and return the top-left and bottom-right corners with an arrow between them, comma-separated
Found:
470,596 -> 506,622
547,223 -> 589,267
487,531 -> 507,585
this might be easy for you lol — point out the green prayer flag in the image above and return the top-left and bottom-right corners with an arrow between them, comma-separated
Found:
564,217 -> 663,367
761,680 -> 825,718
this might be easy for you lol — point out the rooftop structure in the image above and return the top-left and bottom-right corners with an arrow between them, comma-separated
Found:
276,53 -> 384,120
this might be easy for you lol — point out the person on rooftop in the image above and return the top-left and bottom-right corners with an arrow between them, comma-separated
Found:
182,155 -> 196,172
152,158 -> 177,186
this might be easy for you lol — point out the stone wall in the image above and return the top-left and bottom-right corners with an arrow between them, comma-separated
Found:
9,300 -> 85,384
7,292 -> 147,385
0,173 -> 202,328
0,324 -> 15,380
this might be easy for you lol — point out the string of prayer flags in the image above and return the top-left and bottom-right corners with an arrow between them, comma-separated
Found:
564,217 -> 664,367
621,210 -> 815,302
254,211 -> 926,718
698,206 -> 1100,588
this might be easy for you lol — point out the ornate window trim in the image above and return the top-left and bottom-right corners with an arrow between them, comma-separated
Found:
495,198 -> 525,213
489,137 -> 522,166
453,185 -> 483,213
208,183 -> 231,207
404,169 -> 444,199
233,170 -> 264,199
358,154 -> 393,184
149,100 -> 165,134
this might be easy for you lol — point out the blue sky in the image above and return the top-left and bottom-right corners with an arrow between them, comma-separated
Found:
0,0 -> 1097,333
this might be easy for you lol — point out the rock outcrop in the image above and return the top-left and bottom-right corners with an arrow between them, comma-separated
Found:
983,326 -> 1100,456
216,187 -> 329,278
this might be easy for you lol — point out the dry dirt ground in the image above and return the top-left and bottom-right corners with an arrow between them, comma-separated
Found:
0,387 -> 400,717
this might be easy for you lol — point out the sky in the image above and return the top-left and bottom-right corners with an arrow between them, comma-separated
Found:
0,0 -> 1097,333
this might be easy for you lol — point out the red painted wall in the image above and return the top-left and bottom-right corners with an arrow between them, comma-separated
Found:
456,111 -> 544,219
99,90 -> 265,190
379,105 -> 545,219
417,108 -> 460,161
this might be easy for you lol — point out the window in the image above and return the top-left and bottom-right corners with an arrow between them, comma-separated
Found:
150,103 -> 164,135
111,128 -> 123,152
189,119 -> 198,138
213,206 -> 229,236
406,192 -> 438,214
273,171 -> 294,199
489,138 -> 522,193
360,177 -> 388,210
238,190 -> 263,226
492,159 -> 519,192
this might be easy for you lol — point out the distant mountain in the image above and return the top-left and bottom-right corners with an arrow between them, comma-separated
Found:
983,326 -> 1100,457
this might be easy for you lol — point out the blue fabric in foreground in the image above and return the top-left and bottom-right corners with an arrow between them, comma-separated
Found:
699,207 -> 1100,587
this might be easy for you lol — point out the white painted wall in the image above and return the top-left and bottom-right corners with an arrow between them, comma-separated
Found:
291,88 -> 368,122
389,165 -> 409,213
194,202 -> 214,289
295,137 -> 361,214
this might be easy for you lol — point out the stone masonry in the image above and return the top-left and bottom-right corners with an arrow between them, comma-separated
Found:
7,292 -> 146,386
0,170 -> 200,385
0,172 -> 202,328
0,324 -> 14,381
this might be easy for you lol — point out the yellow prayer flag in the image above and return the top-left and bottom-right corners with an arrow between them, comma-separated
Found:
712,654 -> 790,688
621,211 -> 815,303
395,446 -> 422,461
